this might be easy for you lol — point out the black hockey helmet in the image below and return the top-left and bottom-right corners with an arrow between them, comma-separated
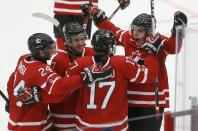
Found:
130,13 -> 156,34
28,33 -> 55,61
91,29 -> 115,57
63,22 -> 87,45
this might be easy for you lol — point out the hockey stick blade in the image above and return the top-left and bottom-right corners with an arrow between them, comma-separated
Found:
32,13 -> 60,27
32,13 -> 67,44
0,90 -> 9,103
32,12 -> 73,62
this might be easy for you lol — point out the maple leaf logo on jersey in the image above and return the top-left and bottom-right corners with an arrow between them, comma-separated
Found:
127,50 -> 143,64
131,50 -> 141,59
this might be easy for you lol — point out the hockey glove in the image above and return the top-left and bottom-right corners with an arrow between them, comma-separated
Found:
5,101 -> 9,113
141,33 -> 162,55
171,11 -> 187,37
80,3 -> 93,18
81,65 -> 113,85
118,0 -> 130,10
81,4 -> 107,25
16,86 -> 40,104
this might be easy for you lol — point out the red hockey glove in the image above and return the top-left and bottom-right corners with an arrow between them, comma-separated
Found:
16,86 -> 40,104
81,64 -> 113,85
141,33 -> 162,55
118,0 -> 130,10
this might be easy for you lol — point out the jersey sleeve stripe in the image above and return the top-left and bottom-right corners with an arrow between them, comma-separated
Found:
118,31 -> 127,42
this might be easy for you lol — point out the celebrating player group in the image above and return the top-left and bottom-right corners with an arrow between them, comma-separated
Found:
4,0 -> 188,131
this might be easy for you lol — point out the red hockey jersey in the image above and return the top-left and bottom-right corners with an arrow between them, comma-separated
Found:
49,47 -> 95,130
97,19 -> 179,108
7,54 -> 83,131
54,0 -> 98,16
67,54 -> 158,130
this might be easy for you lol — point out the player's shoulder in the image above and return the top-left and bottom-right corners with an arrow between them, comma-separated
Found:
52,49 -> 69,59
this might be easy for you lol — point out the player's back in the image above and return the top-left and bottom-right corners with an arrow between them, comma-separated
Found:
7,54 -> 53,131
69,56 -> 132,130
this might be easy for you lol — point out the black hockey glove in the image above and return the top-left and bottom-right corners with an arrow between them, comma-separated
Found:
141,33 -> 162,55
80,3 -> 93,18
118,0 -> 130,10
81,65 -> 113,85
80,4 -> 107,25
16,86 -> 40,104
5,101 -> 9,113
171,11 -> 188,37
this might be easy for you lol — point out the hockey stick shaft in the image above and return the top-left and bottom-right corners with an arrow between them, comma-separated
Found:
108,5 -> 121,20
150,0 -> 160,119
150,0 -> 155,35
83,0 -> 92,31
0,90 -> 9,103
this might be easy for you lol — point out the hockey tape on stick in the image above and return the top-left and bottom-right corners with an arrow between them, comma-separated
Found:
0,90 -> 9,103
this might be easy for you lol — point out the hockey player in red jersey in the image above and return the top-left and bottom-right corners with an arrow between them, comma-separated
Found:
49,22 -> 95,130
53,0 -> 99,50
81,5 -> 188,131
67,29 -> 159,130
6,33 -> 112,131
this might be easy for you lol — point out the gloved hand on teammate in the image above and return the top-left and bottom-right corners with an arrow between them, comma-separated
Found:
81,64 -> 113,85
16,86 -> 40,104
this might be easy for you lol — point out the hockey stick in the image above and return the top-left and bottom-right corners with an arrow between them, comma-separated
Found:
83,0 -> 92,31
32,13 -> 67,44
32,13 -> 73,62
108,5 -> 121,20
150,0 -> 160,119
150,0 -> 156,35
0,90 -> 9,103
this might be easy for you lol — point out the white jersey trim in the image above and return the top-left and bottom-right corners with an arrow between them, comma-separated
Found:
9,115 -> 51,126
128,100 -> 167,105
141,68 -> 148,83
130,65 -> 140,82
54,8 -> 82,13
55,0 -> 98,6
76,115 -> 128,128
53,123 -> 76,128
127,89 -> 169,95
